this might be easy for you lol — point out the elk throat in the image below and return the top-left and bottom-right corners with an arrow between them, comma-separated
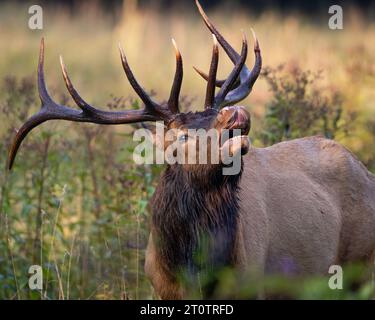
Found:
151,164 -> 242,278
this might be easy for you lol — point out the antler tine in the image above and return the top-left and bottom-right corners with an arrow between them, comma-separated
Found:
59,56 -> 97,114
168,39 -> 183,114
214,33 -> 248,108
38,38 -> 52,104
204,34 -> 219,109
196,0 -> 262,108
195,0 -> 239,64
248,27 -> 262,87
8,38 -> 74,170
194,30 -> 259,90
193,66 -> 241,88
118,43 -> 159,111
217,29 -> 261,107
7,114 -> 46,170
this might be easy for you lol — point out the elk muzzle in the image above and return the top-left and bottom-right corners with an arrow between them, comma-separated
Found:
217,106 -> 251,163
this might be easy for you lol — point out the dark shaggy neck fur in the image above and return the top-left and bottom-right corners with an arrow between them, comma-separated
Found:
151,164 -> 242,279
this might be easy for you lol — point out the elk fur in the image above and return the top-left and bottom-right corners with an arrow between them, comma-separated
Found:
145,136 -> 375,299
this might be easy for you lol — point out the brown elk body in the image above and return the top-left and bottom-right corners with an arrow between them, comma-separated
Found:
145,135 -> 375,298
8,1 -> 375,299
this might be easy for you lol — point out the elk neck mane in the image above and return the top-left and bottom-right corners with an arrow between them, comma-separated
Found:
151,163 -> 243,277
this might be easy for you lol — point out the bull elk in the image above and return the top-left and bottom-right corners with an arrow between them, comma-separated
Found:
7,1 -> 375,299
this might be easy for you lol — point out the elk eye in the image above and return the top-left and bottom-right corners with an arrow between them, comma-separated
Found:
179,134 -> 189,142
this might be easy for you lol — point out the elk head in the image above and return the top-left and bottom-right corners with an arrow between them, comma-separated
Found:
8,0 -> 261,184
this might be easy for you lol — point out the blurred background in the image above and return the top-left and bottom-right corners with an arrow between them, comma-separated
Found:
0,0 -> 374,299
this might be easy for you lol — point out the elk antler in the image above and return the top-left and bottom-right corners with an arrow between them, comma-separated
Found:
202,32 -> 248,110
168,39 -> 183,114
7,38 -> 184,170
204,35 -> 219,109
195,0 -> 262,109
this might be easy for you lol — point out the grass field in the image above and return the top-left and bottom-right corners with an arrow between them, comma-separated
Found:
0,0 -> 374,299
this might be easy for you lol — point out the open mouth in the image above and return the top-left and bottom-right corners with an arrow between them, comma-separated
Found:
226,107 -> 250,134
217,106 -> 251,149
